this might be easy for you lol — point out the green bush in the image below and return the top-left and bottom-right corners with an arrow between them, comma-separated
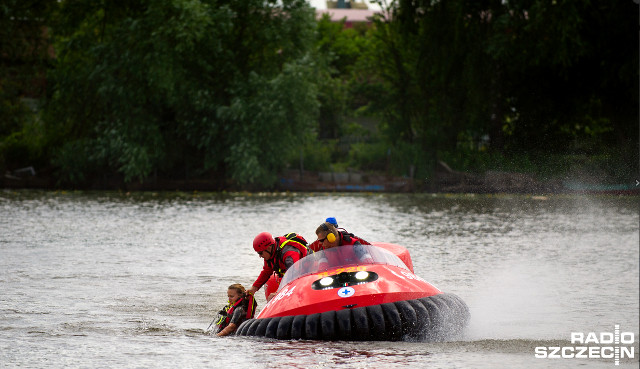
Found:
46,0 -> 319,187
296,139 -> 334,172
52,139 -> 94,186
348,141 -> 388,171
385,143 -> 433,178
0,102 -> 46,174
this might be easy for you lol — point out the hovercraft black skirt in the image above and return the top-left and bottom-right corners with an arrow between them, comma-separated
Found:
235,293 -> 469,341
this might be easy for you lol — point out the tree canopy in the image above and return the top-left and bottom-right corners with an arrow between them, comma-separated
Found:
1,0 -> 637,189
364,0 -> 637,179
45,0 -> 318,186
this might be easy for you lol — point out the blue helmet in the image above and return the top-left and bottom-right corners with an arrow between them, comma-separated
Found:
325,217 -> 338,227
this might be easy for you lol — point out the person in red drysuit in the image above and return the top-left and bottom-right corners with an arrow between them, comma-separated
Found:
246,232 -> 308,301
314,222 -> 372,268
308,217 -> 339,252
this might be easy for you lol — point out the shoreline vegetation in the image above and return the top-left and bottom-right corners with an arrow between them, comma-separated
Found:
1,1 -> 637,193
4,161 -> 638,195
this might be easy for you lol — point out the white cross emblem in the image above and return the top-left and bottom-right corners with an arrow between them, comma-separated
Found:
337,287 -> 355,298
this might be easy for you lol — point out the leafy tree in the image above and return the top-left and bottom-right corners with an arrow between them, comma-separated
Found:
46,0 -> 318,187
368,0 -> 491,178
315,15 -> 374,140
366,0 -> 637,179
486,0 -> 637,155
0,0 -> 56,173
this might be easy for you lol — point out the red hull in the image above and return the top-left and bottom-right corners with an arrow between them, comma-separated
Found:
237,243 -> 470,341
258,243 -> 439,318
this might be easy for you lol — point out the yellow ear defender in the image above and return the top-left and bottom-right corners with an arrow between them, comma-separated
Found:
326,232 -> 336,243
320,222 -> 337,243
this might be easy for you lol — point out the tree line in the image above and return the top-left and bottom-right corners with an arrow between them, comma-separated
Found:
1,0 -> 637,189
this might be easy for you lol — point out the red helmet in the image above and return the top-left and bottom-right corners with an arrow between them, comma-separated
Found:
253,232 -> 275,253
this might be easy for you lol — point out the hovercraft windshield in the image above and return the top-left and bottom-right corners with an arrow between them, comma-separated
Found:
279,244 -> 410,289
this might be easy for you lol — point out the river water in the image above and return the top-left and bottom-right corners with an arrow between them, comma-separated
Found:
1,190 -> 638,368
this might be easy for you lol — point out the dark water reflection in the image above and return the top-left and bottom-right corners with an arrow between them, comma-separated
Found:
1,190 -> 637,368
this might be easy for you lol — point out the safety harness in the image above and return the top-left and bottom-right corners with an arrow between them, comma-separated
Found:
269,233 -> 310,277
215,293 -> 258,333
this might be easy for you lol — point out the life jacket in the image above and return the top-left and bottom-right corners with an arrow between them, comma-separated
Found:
338,230 -> 370,246
216,293 -> 258,333
269,232 -> 309,277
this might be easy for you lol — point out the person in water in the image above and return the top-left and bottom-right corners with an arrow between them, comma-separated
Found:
314,221 -> 373,267
246,231 -> 309,300
215,283 -> 257,337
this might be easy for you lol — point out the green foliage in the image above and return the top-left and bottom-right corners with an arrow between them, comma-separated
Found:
485,0 -> 637,153
1,0 -> 636,189
316,14 -> 371,77
218,57 -> 319,185
0,112 -> 46,173
438,148 -> 536,175
315,14 -> 377,139
316,65 -> 347,139
348,141 -> 388,171
46,0 -> 319,187
363,0 -> 637,180
300,139 -> 335,172
0,92 -> 31,140
0,0 -> 56,173
51,138 -> 93,185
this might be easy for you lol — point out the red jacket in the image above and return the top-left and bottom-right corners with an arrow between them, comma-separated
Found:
337,230 -> 370,247
310,230 -> 370,252
316,230 -> 371,267
252,233 -> 308,289
216,294 -> 257,333
308,239 -> 322,252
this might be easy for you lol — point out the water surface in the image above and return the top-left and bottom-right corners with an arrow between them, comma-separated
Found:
1,191 -> 638,368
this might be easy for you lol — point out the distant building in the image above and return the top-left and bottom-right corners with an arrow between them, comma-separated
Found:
326,0 -> 370,9
314,0 -> 380,28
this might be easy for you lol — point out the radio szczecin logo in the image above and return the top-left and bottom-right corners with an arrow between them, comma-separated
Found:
535,325 -> 635,365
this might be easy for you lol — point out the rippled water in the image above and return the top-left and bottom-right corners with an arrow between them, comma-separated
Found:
1,190 -> 638,368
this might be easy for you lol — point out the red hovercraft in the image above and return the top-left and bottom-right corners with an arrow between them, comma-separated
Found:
236,242 -> 469,341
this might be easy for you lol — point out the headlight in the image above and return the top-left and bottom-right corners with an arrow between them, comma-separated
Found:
312,271 -> 379,290
319,277 -> 334,286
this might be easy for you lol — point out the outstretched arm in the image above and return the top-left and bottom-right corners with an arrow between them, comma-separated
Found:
246,285 -> 259,295
216,323 -> 237,337
251,262 -> 274,292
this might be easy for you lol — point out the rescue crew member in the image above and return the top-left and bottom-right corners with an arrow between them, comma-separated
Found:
216,284 -> 257,337
309,217 -> 339,252
246,232 -> 309,300
314,222 -> 373,266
